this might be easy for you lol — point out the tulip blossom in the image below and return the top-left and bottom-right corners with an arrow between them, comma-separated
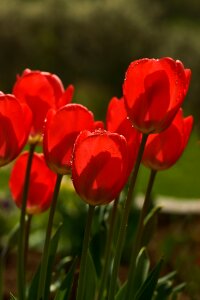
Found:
0,93 -> 32,167
71,130 -> 129,205
43,103 -> 95,174
142,109 -> 193,171
13,68 -> 74,136
123,57 -> 191,134
9,152 -> 57,214
106,96 -> 141,175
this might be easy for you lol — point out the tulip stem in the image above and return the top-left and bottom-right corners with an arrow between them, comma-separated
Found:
108,133 -> 148,300
37,173 -> 63,300
125,169 -> 157,300
76,205 -> 95,300
24,214 -> 32,278
18,143 -> 36,300
97,197 -> 119,300
98,197 -> 119,300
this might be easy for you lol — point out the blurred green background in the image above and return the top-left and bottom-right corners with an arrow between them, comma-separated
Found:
0,0 -> 200,123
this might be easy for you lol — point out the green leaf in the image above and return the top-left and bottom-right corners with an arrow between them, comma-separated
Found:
115,281 -> 127,300
157,271 -> 177,286
115,248 -> 150,300
27,264 -> 41,300
142,206 -> 161,247
54,257 -> 78,300
154,280 -> 173,300
83,250 -> 97,300
154,271 -> 183,300
171,282 -> 186,300
132,247 -> 150,296
27,224 -> 62,300
135,258 -> 163,300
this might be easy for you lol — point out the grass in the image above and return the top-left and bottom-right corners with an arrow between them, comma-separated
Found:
135,129 -> 200,199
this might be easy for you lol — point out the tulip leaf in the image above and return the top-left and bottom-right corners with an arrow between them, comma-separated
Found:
83,250 -> 97,300
115,247 -> 150,300
28,224 -> 62,300
134,258 -> 163,300
157,271 -> 177,286
131,247 -> 150,296
27,264 -> 41,300
171,283 -> 186,300
153,272 -> 185,300
115,281 -> 127,300
141,206 -> 161,247
54,257 -> 78,300
154,280 -> 174,300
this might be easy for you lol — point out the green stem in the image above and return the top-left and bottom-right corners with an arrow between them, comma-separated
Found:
108,133 -> 148,300
76,205 -> 95,300
18,143 -> 36,300
24,214 -> 32,278
97,197 -> 119,300
37,173 -> 63,300
125,169 -> 157,300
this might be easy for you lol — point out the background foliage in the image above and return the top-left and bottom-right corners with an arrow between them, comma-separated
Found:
0,0 -> 200,122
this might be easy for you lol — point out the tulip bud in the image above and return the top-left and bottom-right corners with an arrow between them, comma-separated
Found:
13,69 -> 74,137
123,57 -> 191,134
43,103 -> 95,174
106,96 -> 141,175
142,108 -> 193,170
9,152 -> 57,214
0,93 -> 32,166
71,130 -> 129,205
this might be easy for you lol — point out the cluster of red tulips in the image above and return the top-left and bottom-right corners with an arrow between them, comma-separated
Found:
1,57 -> 193,300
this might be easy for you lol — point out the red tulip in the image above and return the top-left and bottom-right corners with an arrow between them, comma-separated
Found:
9,152 -> 57,214
13,69 -> 74,136
142,109 -> 193,171
106,96 -> 141,174
123,57 -> 191,134
71,130 -> 129,206
0,93 -> 32,167
43,103 -> 95,174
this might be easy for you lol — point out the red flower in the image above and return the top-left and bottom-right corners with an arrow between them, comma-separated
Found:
71,130 -> 129,205
43,103 -> 95,174
0,93 -> 32,166
142,109 -> 193,171
13,69 -> 74,136
9,152 -> 57,214
106,96 -> 141,175
123,57 -> 191,134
